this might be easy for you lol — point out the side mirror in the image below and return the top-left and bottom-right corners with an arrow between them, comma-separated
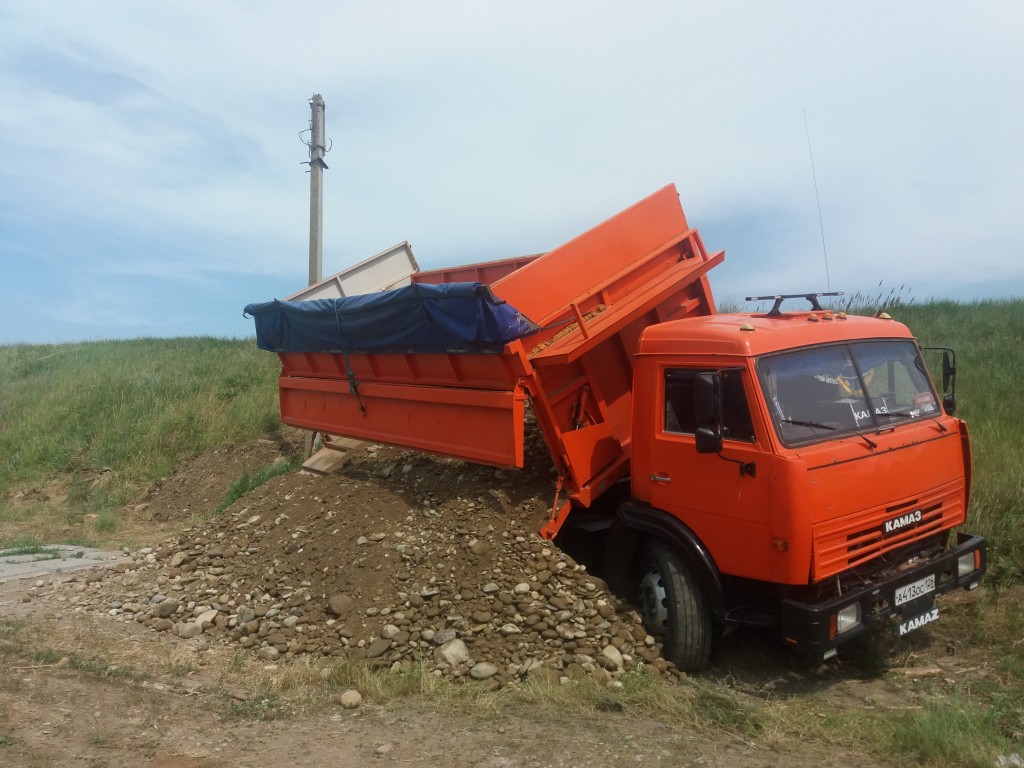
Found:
694,373 -> 722,454
922,346 -> 958,416
942,350 -> 956,393
694,372 -> 719,428
695,426 -> 723,454
692,369 -> 756,476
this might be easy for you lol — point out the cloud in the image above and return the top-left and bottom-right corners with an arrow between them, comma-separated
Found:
0,1 -> 1021,343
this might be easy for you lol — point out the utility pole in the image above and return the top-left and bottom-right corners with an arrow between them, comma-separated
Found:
307,94 -> 328,286
303,94 -> 329,460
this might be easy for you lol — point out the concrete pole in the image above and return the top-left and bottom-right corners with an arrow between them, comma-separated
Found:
308,94 -> 327,286
305,94 -> 328,459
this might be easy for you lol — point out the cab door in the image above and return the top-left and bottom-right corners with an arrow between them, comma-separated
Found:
648,366 -> 772,581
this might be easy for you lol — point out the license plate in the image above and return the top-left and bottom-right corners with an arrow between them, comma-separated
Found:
895,574 -> 935,606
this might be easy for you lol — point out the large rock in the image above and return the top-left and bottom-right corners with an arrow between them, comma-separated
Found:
154,600 -> 180,619
327,594 -> 355,617
169,551 -> 189,568
435,638 -> 470,667
469,662 -> 498,680
598,644 -> 624,671
365,638 -> 392,658
237,606 -> 257,624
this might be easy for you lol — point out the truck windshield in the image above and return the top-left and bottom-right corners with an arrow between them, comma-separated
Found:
756,340 -> 940,445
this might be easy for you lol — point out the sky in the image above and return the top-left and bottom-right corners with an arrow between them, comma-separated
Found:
1,1 -> 1021,344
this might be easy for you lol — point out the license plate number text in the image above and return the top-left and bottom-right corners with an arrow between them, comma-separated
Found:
895,574 -> 935,606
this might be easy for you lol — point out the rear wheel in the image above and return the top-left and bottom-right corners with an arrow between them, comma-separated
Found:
637,539 -> 712,671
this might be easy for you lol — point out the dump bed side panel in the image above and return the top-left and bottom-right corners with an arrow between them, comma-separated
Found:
280,376 -> 526,467
275,345 -> 532,467
412,255 -> 540,286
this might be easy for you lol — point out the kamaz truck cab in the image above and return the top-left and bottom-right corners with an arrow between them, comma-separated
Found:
618,298 -> 985,668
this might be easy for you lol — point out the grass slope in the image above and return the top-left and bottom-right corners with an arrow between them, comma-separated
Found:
886,300 -> 1024,586
0,337 -> 281,537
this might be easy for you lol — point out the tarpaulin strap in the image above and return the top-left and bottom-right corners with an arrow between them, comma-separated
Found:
341,349 -> 367,417
332,305 -> 367,417
412,283 -> 435,325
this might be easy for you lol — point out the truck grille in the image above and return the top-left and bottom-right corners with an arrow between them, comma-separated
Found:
811,484 -> 965,581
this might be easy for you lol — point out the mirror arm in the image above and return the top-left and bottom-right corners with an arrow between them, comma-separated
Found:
716,453 -> 757,477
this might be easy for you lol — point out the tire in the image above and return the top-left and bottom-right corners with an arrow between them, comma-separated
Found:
637,539 -> 712,671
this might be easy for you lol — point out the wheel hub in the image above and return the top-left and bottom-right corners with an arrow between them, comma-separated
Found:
638,567 -> 668,633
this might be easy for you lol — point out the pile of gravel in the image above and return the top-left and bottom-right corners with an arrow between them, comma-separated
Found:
33,448 -> 674,687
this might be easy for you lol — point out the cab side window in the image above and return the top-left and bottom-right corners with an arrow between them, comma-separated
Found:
664,369 -> 698,434
664,368 -> 756,442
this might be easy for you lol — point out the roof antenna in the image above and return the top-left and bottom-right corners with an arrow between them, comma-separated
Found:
804,110 -> 831,293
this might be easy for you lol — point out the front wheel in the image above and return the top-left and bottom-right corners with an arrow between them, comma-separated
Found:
637,539 -> 712,671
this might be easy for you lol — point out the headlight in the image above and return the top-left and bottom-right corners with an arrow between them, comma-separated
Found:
834,603 -> 861,636
958,551 -> 979,578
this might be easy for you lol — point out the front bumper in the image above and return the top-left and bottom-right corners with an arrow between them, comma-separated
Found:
780,532 -> 986,655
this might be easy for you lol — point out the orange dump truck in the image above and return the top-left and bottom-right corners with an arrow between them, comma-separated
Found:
245,185 -> 986,670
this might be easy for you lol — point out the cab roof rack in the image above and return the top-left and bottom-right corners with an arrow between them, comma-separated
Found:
745,292 -> 844,318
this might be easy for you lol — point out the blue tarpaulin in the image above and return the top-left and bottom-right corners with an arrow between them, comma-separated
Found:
244,282 -> 540,354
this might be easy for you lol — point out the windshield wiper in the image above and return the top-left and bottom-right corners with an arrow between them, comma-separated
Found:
880,409 -> 948,433
881,410 -> 916,419
782,418 -> 878,449
780,418 -> 835,431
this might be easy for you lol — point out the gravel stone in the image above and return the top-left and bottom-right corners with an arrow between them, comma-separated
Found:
340,690 -> 362,709
435,639 -> 470,667
470,662 -> 498,680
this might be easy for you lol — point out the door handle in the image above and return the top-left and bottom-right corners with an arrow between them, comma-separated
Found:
650,474 -> 672,483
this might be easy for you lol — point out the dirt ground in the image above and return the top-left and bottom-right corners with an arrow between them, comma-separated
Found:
0,434 -> 1008,767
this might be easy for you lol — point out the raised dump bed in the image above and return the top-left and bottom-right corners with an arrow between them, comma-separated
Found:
246,184 -> 723,532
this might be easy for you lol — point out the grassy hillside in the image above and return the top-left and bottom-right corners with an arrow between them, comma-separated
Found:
0,337 -> 282,540
882,300 -> 1024,586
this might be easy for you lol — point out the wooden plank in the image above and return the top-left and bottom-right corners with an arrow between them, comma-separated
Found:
301,434 -> 368,475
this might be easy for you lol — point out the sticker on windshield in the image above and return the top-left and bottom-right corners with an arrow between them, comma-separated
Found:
835,370 -> 874,397
916,392 -> 936,414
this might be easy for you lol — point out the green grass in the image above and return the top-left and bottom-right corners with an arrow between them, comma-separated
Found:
213,459 -> 295,515
0,338 -> 282,523
858,688 -> 1022,767
881,300 -> 1024,588
0,536 -> 54,557
835,299 -> 1024,768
